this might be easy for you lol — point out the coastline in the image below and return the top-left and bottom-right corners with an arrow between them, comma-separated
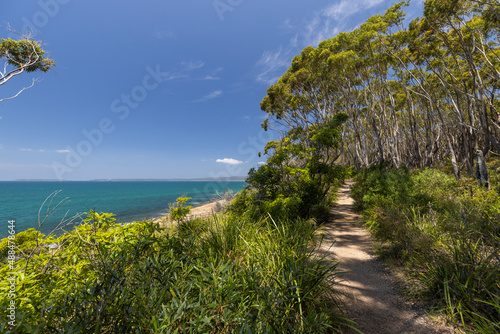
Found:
152,200 -> 225,226
0,181 -> 246,239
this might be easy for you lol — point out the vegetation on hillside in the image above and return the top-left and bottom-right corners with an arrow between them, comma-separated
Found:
1,0 -> 499,332
261,0 -> 500,182
0,207 -> 352,333
351,166 -> 500,332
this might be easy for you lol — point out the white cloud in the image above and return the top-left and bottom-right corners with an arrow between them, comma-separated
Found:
202,75 -> 220,80
154,61 -> 210,83
280,18 -> 294,30
155,31 -> 175,40
182,60 -> 205,71
256,42 -> 295,85
159,62 -> 223,84
19,148 -> 72,154
204,90 -> 223,100
323,0 -> 384,20
255,0 -> 391,85
199,67 -> 224,81
255,33 -> 299,85
216,158 -> 244,165
257,161 -> 266,165
323,1 -> 356,20
193,90 -> 222,103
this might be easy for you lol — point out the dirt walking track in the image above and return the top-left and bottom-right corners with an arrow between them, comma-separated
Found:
320,180 -> 455,334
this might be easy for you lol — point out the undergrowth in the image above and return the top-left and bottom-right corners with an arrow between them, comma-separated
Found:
352,166 -> 500,333
0,210 -> 349,333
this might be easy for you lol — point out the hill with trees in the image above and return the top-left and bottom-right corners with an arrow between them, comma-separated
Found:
0,1 -> 499,332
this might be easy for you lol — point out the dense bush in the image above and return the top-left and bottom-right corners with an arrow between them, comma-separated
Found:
0,229 -> 47,262
351,165 -> 413,211
352,167 -> 500,333
229,113 -> 347,224
0,209 -> 348,333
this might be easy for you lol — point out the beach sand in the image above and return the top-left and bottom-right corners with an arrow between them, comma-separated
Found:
152,200 -> 226,226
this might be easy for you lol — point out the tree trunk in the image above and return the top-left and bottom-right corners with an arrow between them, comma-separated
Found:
475,150 -> 490,189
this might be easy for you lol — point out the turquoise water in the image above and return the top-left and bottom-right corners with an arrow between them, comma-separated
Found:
0,181 -> 246,239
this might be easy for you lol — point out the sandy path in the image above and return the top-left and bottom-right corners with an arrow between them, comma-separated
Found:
320,180 -> 455,334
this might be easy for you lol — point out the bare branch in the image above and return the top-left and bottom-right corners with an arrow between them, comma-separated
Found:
0,77 -> 39,103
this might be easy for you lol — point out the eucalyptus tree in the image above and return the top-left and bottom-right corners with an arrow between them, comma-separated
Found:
399,0 -> 500,180
261,3 -> 410,170
260,0 -> 498,185
0,34 -> 54,103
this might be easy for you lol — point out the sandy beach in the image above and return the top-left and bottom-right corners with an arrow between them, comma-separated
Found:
152,200 -> 225,225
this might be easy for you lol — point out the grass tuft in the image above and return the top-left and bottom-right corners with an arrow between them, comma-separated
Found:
352,167 -> 500,333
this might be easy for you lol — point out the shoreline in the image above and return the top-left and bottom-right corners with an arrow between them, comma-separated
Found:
152,200 -> 225,226
0,200 -> 227,241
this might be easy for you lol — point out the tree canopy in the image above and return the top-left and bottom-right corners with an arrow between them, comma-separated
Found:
0,35 -> 55,103
260,0 -> 500,182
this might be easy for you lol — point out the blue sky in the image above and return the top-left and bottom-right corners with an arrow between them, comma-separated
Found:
0,0 -> 424,180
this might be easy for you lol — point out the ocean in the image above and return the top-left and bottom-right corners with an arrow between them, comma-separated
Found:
0,181 -> 246,239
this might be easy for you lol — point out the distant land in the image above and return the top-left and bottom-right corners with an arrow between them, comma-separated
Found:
11,177 -> 247,182
12,179 -> 72,182
89,177 -> 247,182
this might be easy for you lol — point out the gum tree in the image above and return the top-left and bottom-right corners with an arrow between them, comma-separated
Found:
261,0 -> 499,185
0,35 -> 54,103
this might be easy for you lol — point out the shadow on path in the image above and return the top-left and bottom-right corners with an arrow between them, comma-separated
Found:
319,180 -> 455,334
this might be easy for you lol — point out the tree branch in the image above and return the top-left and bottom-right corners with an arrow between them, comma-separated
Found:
0,77 -> 39,103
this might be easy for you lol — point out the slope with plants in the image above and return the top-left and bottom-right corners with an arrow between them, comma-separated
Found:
351,166 -> 500,332
256,1 -> 500,331
0,205 -> 351,333
1,0 -> 499,332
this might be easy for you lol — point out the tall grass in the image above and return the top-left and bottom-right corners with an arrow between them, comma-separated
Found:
1,209 -> 348,333
351,167 -> 500,333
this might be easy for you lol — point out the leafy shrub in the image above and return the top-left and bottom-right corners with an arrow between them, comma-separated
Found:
0,229 -> 45,262
232,113 -> 347,223
351,165 -> 412,211
0,210 -> 348,333
352,167 -> 500,332
168,196 -> 192,223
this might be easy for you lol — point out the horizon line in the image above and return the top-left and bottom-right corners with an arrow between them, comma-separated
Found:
5,176 -> 247,182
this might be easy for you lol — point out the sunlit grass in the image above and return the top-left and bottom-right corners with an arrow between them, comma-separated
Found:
0,209 -> 348,333
352,167 -> 500,333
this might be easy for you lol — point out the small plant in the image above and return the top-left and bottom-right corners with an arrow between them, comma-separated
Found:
83,210 -> 116,230
169,196 -> 192,223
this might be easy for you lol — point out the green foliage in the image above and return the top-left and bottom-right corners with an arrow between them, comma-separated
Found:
235,113 -> 348,223
487,158 -> 500,194
352,167 -> 500,332
83,210 -> 116,228
0,210 -> 348,333
0,229 -> 45,262
168,196 -> 192,223
0,38 -> 54,73
351,165 -> 413,211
